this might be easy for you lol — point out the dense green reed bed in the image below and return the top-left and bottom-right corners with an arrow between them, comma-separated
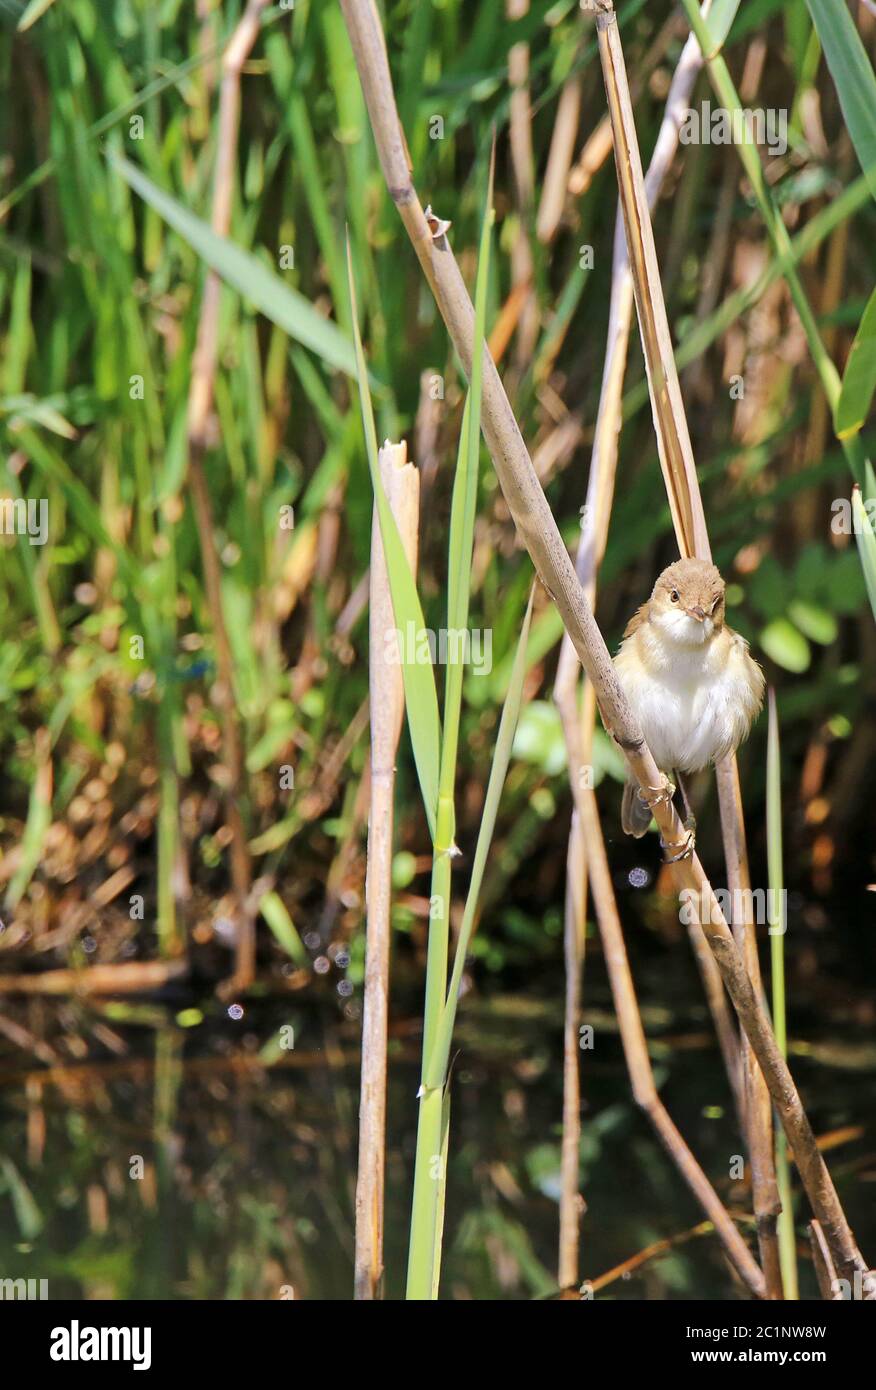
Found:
0,0 -> 874,1300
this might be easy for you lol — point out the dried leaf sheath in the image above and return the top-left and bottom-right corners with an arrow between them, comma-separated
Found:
355,443 -> 420,1299
586,0 -> 709,562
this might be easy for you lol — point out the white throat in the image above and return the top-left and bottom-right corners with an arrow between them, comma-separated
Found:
651,607 -> 715,648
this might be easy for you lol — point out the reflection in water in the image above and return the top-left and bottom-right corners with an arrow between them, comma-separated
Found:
2,972 -> 874,1299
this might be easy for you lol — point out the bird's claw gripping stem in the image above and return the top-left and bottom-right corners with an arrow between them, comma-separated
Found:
637,776 -> 695,859
660,829 -> 696,863
636,775 -> 675,810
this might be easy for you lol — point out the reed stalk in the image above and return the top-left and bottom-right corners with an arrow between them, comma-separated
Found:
355,441 -> 420,1300
585,0 -> 783,1294
555,2 -> 752,1288
767,691 -> 799,1298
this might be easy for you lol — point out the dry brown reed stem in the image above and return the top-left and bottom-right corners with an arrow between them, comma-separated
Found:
589,1220 -> 714,1293
339,0 -> 866,1288
585,1 -> 708,561
554,13 -> 745,1287
555,680 -> 592,1285
717,756 -> 783,1296
568,116 -> 615,200
809,1221 -> 840,1300
507,0 -> 539,371
0,1013 -> 61,1069
186,0 -> 270,996
575,783 -> 765,1294
685,908 -> 745,1124
354,442 -> 420,1300
558,650 -> 763,1289
587,0 -> 783,1292
508,0 -> 534,209
0,961 -> 188,995
536,74 -> 583,244
559,803 -> 586,1288
566,10 -> 681,201
685,33 -> 764,402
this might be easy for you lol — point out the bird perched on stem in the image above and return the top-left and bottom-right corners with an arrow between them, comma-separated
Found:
614,558 -> 764,852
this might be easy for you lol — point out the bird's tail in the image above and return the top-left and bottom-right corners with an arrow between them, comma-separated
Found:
621,778 -> 653,838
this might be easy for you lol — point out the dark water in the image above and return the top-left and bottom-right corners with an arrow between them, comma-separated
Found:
2,915 -> 873,1300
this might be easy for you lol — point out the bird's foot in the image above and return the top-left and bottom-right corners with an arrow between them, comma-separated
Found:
636,774 -> 675,811
660,828 -> 696,863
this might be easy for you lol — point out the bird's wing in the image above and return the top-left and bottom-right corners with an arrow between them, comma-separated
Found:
726,625 -> 766,713
622,602 -> 650,640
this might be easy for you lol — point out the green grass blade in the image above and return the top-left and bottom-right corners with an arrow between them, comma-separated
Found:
767,689 -> 798,1300
14,425 -> 140,592
439,152 -> 495,842
17,0 -> 59,32
406,1084 -> 444,1299
408,579 -> 533,1300
425,584 -> 535,1091
446,168 -> 494,646
623,173 -> 872,421
805,0 -> 876,201
6,732 -> 52,910
107,152 -> 358,378
836,286 -> 876,438
259,891 -> 309,968
0,1158 -> 43,1241
430,1087 -> 451,1300
0,17 -> 283,221
703,0 -> 744,53
346,240 -> 441,839
402,153 -> 495,1293
852,477 -> 876,623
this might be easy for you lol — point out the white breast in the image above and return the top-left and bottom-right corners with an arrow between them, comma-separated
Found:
614,629 -> 759,774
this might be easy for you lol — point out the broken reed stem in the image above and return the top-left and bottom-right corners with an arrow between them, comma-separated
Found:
340,0 -> 866,1287
354,442 -> 420,1300
587,0 -> 782,1293
186,0 -> 270,996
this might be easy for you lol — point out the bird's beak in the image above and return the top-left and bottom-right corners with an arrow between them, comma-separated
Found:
686,605 -> 706,622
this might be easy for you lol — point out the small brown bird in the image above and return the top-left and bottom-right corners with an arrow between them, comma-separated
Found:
614,558 -> 764,840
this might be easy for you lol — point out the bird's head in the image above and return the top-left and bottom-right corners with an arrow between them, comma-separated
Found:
649,558 -> 726,647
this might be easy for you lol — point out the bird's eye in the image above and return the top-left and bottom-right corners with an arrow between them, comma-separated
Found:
711,595 -> 722,612
670,590 -> 679,603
